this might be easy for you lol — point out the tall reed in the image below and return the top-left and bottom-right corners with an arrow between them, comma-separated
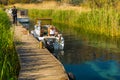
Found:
0,9 -> 20,80
28,8 -> 120,38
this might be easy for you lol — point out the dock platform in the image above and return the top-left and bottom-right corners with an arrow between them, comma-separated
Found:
14,25 -> 68,80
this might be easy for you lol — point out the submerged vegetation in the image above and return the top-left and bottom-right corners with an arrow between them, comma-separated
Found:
0,9 -> 20,80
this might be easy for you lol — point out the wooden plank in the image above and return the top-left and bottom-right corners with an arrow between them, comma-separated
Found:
14,25 -> 69,80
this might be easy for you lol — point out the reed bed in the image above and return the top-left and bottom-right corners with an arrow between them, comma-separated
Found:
28,8 -> 120,38
28,8 -> 120,50
0,9 -> 20,80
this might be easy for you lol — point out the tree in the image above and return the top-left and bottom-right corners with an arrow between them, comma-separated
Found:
85,0 -> 119,8
8,0 -> 16,4
0,0 -> 8,5
70,0 -> 84,5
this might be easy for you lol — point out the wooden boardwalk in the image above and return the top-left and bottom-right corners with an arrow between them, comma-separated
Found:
14,25 -> 69,80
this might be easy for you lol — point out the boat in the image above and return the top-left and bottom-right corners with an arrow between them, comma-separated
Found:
17,9 -> 29,23
31,18 -> 64,52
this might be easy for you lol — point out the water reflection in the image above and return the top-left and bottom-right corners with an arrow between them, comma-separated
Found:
19,22 -> 30,30
53,22 -> 120,80
64,60 -> 120,80
27,21 -> 120,80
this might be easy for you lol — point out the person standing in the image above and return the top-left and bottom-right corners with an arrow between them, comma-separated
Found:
12,6 -> 17,25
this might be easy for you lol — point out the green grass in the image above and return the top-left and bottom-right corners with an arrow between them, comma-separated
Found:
0,9 -> 20,80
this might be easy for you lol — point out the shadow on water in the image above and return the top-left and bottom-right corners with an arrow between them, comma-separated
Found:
21,21 -> 120,80
53,22 -> 120,80
19,22 -> 30,30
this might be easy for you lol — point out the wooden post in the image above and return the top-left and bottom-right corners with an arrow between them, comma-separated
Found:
39,41 -> 43,49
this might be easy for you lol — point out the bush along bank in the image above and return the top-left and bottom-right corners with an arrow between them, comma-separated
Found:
0,9 -> 20,80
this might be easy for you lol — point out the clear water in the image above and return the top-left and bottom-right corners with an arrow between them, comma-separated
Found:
64,60 -> 120,80
53,23 -> 120,80
26,21 -> 120,80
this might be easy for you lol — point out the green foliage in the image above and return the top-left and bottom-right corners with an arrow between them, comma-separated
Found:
0,0 -> 8,5
28,8 -> 120,38
1,0 -> 41,4
0,9 -> 20,80
20,0 -> 30,3
0,0 -> 119,8
56,0 -> 61,2
8,0 -> 18,4
85,0 -> 119,8
70,0 -> 83,5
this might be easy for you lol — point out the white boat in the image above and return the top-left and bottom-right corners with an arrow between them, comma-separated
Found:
31,18 -> 64,51
17,9 -> 29,23
18,18 -> 29,23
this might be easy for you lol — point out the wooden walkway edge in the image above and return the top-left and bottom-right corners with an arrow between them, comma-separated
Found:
13,25 -> 69,80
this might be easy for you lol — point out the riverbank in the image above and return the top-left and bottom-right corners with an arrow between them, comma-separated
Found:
14,21 -> 69,80
0,9 -> 20,80
7,2 -> 119,38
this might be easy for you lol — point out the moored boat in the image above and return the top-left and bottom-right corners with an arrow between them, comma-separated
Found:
31,18 -> 64,52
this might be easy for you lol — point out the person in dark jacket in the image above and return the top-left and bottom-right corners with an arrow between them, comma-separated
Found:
12,6 -> 17,25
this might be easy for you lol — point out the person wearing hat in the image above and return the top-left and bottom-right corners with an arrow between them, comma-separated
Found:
48,25 -> 56,36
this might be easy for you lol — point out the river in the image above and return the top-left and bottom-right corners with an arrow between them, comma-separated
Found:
22,22 -> 120,80
53,23 -> 120,80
